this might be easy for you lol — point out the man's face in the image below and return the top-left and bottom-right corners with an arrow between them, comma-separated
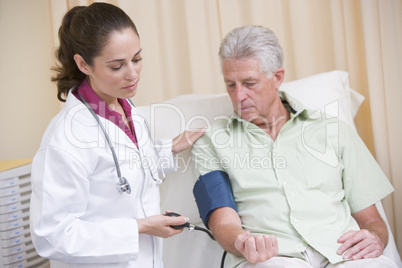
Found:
222,58 -> 283,126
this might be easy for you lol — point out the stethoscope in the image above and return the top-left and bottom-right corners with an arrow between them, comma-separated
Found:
78,93 -> 165,194
79,93 -> 227,268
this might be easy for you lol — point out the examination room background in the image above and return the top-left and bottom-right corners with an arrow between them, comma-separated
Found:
0,0 -> 401,257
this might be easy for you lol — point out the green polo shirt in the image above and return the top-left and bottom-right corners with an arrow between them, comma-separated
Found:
191,91 -> 394,267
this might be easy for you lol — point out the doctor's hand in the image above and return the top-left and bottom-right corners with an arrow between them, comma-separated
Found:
172,128 -> 206,154
235,231 -> 278,263
136,214 -> 189,238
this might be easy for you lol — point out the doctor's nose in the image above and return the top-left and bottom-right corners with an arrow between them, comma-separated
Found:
125,62 -> 141,80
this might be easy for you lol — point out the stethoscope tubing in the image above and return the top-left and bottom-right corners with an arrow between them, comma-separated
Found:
126,98 -> 165,184
78,93 -> 132,193
78,93 -> 123,181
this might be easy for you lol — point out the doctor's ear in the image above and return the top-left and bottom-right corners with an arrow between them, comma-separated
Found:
73,54 -> 91,75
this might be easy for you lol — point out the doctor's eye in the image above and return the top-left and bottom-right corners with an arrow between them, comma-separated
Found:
111,65 -> 123,71
133,57 -> 142,63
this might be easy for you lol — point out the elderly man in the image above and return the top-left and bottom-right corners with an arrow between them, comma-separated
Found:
191,25 -> 396,268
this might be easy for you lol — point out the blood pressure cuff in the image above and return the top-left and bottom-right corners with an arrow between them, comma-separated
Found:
193,170 -> 237,229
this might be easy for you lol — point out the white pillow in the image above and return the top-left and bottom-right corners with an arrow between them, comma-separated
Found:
136,70 -> 365,222
279,70 -> 364,129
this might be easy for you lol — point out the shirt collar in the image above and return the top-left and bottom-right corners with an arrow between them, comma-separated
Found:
73,78 -> 133,121
226,90 -> 319,130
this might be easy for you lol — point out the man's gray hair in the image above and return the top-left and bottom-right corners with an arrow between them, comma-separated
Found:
219,25 -> 284,77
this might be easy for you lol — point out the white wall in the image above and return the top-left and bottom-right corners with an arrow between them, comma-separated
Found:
0,0 -> 59,160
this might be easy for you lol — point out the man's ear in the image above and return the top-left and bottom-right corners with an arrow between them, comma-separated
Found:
73,54 -> 91,75
274,68 -> 285,89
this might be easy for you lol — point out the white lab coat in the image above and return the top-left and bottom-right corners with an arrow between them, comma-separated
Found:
30,92 -> 176,268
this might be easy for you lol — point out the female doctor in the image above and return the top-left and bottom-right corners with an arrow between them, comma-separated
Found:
29,3 -> 204,268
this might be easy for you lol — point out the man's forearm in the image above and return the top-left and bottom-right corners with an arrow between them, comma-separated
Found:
360,218 -> 388,249
351,204 -> 389,254
208,207 -> 245,256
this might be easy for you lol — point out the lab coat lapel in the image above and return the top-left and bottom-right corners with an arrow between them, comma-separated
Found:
102,105 -> 150,152
130,109 -> 150,150
66,91 -> 146,151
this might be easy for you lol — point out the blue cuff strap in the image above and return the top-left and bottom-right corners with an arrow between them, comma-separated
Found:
193,170 -> 237,229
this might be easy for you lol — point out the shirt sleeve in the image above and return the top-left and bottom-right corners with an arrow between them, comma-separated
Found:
30,146 -> 139,263
340,121 -> 394,214
191,130 -> 224,180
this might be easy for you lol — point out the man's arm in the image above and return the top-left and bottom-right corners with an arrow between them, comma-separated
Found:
208,207 -> 244,255
209,207 -> 278,263
337,204 -> 388,260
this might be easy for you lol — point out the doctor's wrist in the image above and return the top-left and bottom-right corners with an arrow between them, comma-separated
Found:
136,218 -> 148,235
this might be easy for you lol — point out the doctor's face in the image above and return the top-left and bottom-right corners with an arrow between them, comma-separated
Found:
84,28 -> 142,105
223,57 -> 284,125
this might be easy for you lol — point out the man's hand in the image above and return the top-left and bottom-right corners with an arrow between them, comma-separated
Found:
337,229 -> 384,260
208,207 -> 278,262
235,231 -> 278,263
337,204 -> 388,260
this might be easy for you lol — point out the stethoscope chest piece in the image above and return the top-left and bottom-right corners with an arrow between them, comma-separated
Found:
116,177 -> 131,194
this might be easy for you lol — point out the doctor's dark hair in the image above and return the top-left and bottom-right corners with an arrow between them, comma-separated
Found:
218,25 -> 283,78
51,3 -> 139,102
